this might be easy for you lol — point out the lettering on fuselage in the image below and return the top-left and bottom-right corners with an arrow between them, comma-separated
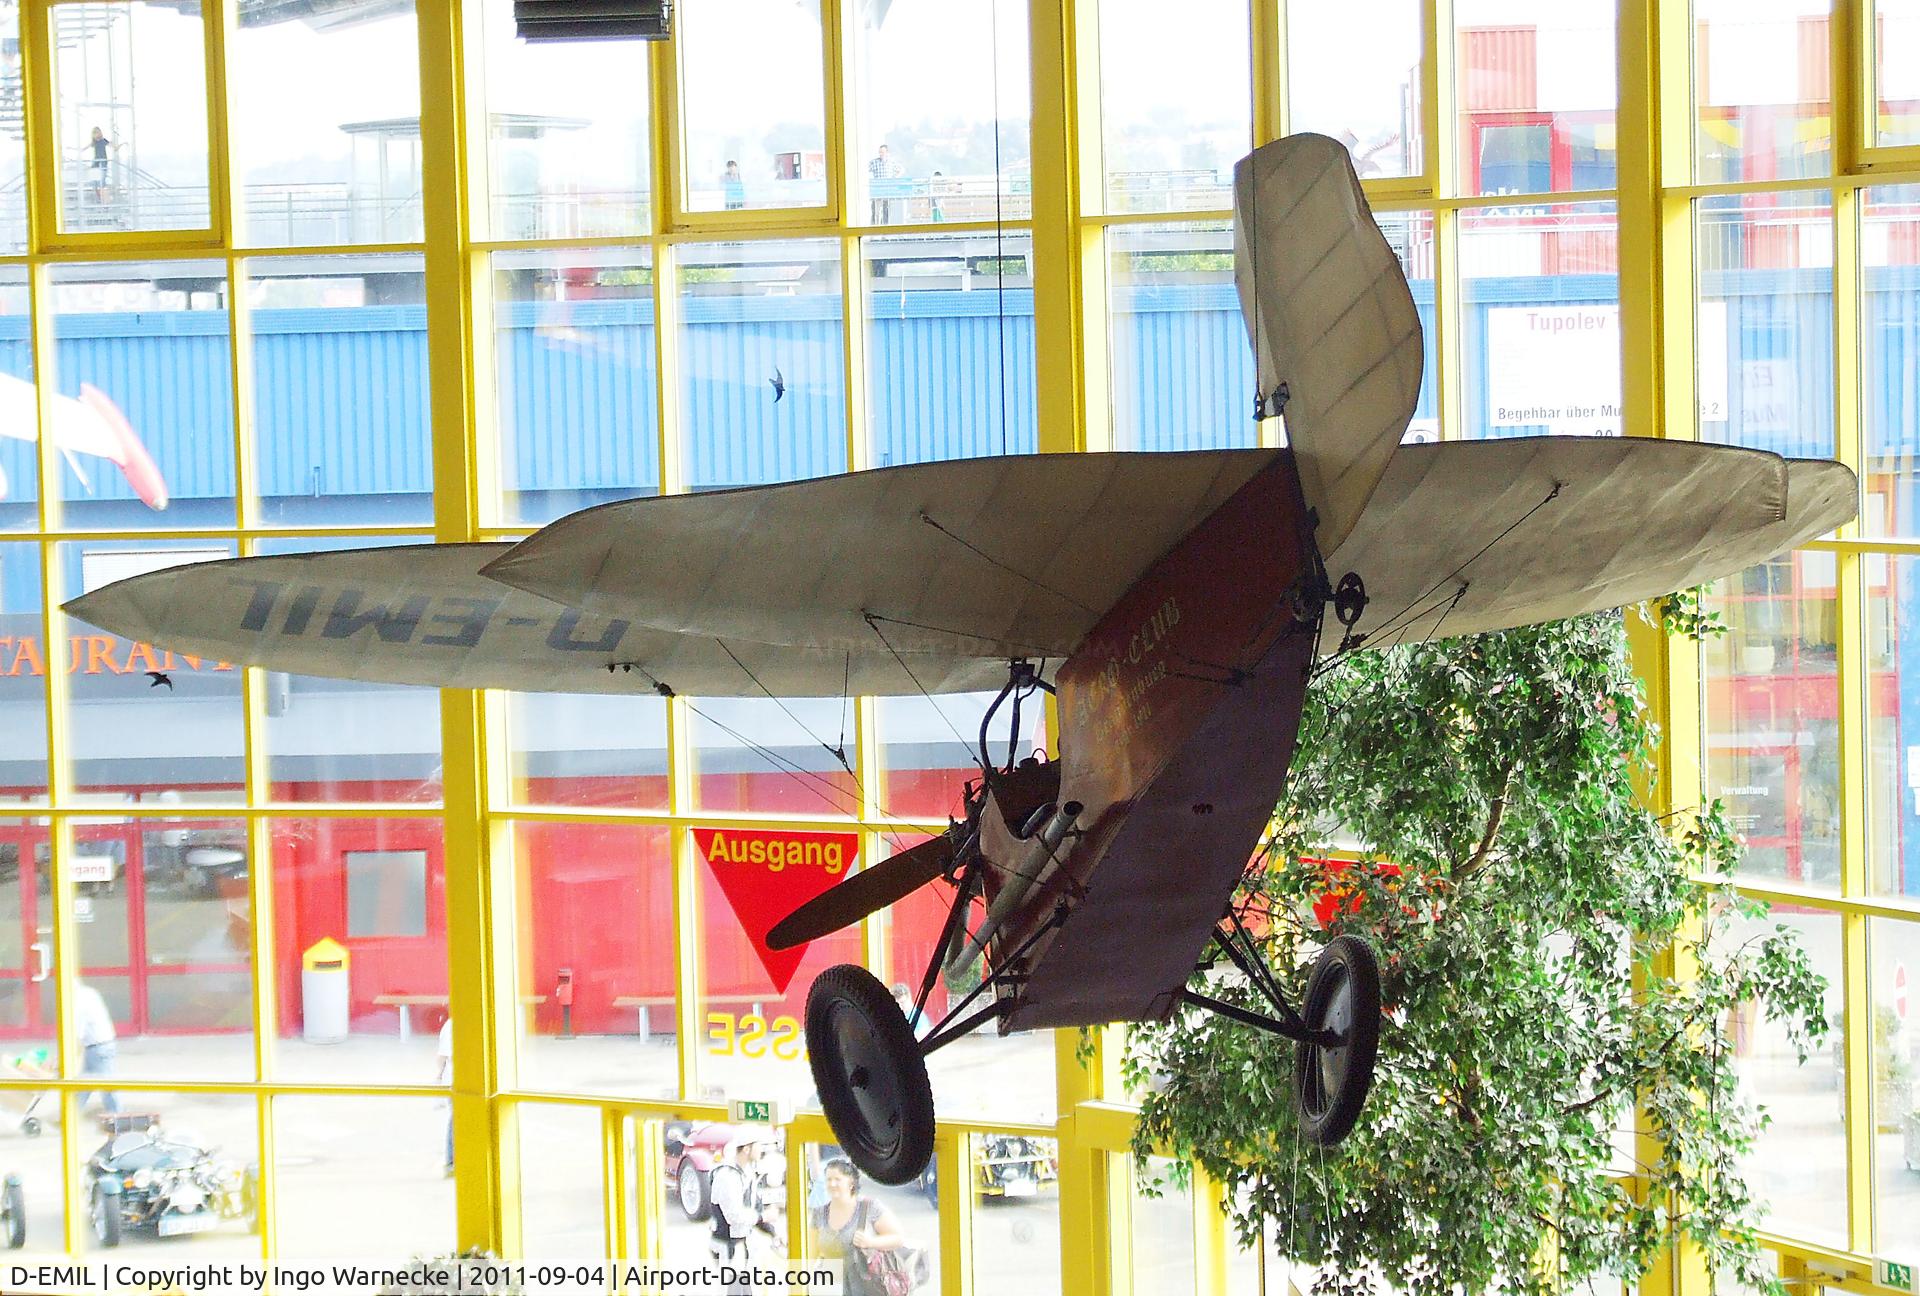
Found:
234,579 -> 627,651
1092,594 -> 1181,722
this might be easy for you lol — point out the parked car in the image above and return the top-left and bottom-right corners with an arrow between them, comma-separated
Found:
662,1122 -> 784,1223
972,1134 -> 1057,1201
83,1114 -> 257,1247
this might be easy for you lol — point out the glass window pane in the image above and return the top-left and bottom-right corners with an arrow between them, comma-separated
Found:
246,256 -> 431,528
1867,553 -> 1915,899
271,1095 -> 453,1256
967,1132 -> 1062,1291
1693,0 -> 1833,183
75,1091 -> 259,1255
230,4 -> 420,247
1287,0 -> 1421,179
1727,906 -> 1846,1247
0,543 -> 47,801
863,232 -> 1036,466
55,1 -> 211,233
1877,0 -> 1920,147
876,691 -> 1028,822
481,0 -> 650,240
60,539 -> 246,803
1456,2 -> 1617,197
1101,0 -> 1247,213
51,262 -> 232,530
68,817 -> 253,1083
1696,193 -> 1834,456
0,1 -> 21,254
1132,1157 -> 1197,1290
1868,917 -> 1920,1254
1107,222 -> 1256,451
492,248 -> 659,526
270,817 -> 447,1085
677,240 -> 846,489
517,1102 -> 606,1257
851,0 -> 1030,226
511,821 -> 675,1099
504,690 -> 668,811
0,268 -> 33,531
1463,203 -> 1618,439
679,0 -> 826,214
1861,185 -> 1919,538
1702,553 -> 1841,892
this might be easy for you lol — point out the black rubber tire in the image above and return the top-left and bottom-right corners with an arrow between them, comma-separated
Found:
90,1183 -> 121,1248
1,1178 -> 23,1249
676,1161 -> 712,1222
1293,934 -> 1381,1147
806,963 -> 935,1186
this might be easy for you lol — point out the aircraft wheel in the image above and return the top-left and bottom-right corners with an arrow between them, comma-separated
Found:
806,963 -> 935,1186
1293,935 -> 1380,1147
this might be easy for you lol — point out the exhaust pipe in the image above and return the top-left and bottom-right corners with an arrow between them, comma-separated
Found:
946,800 -> 1081,979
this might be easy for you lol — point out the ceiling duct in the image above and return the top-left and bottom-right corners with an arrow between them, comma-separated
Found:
513,0 -> 671,41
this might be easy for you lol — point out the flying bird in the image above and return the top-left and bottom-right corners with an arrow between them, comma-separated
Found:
145,671 -> 173,690
769,368 -> 785,403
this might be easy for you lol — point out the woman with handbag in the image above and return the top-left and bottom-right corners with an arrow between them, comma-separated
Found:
811,1157 -> 923,1295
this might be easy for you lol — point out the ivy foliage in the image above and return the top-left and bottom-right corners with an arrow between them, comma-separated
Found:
1125,612 -> 1827,1296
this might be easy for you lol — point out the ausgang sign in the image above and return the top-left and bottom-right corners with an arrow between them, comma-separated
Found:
692,828 -> 860,993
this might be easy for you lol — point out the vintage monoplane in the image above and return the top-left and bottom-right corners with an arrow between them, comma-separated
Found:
65,135 -> 1856,1185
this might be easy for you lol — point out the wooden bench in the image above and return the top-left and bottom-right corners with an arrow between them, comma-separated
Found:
612,993 -> 769,1043
373,993 -> 547,1042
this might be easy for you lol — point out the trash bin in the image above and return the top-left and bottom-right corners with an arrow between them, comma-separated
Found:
301,938 -> 350,1044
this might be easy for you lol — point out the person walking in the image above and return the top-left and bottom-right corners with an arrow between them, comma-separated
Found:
811,1157 -> 908,1296
710,1130 -> 771,1295
74,981 -> 118,1115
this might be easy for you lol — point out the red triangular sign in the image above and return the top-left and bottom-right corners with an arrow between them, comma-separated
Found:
693,828 -> 862,994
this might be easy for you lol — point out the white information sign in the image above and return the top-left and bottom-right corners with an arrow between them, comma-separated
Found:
1487,303 -> 1730,434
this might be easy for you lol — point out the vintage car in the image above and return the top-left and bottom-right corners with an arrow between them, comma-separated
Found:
0,1170 -> 23,1249
84,1114 -> 257,1247
663,1122 -> 784,1223
971,1134 -> 1058,1201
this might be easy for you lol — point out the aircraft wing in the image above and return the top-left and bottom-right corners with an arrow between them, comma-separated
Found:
481,448 -> 1283,658
1323,435 -> 1857,650
62,542 -> 1022,697
1234,133 -> 1424,557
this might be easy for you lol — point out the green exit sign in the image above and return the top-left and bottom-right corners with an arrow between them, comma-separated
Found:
728,1098 -> 775,1124
1879,1258 -> 1918,1294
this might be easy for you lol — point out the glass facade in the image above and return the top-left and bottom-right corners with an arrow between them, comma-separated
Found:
0,0 -> 1906,1287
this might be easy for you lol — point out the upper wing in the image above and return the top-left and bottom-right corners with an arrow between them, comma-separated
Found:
61,542 -> 1022,697
481,449 -> 1283,658
1234,133 -> 1423,556
1324,436 -> 1857,649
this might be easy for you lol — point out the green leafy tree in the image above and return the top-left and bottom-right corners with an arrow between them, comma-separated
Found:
1126,611 -> 1827,1296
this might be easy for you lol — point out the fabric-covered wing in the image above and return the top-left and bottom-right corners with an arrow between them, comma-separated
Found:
1234,133 -> 1423,556
1323,436 -> 1857,649
61,543 -> 1023,697
482,448 -> 1285,658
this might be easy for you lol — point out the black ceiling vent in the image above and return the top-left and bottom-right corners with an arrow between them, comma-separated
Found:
513,0 -> 671,41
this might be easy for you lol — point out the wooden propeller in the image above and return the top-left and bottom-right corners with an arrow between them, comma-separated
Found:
766,833 -> 955,950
